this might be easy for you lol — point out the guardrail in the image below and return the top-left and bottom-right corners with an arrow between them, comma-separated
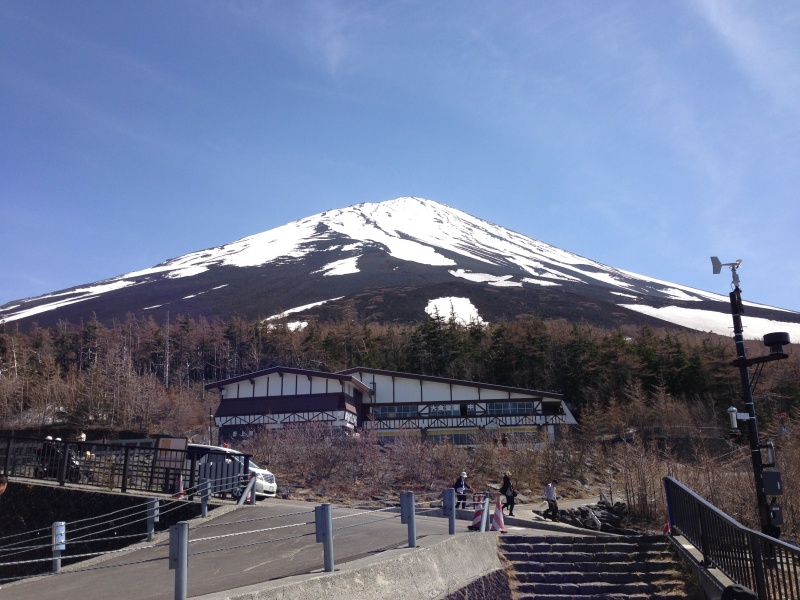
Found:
0,435 -> 249,498
664,476 -> 800,599
0,487 -> 479,599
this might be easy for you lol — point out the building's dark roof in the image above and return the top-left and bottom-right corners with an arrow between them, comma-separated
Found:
337,366 -> 563,400
214,393 -> 355,418
204,366 -> 372,394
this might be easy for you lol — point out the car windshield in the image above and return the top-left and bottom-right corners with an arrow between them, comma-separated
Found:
248,459 -> 263,470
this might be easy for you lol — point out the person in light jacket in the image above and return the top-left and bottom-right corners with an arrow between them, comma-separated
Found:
454,471 -> 471,509
544,479 -> 559,521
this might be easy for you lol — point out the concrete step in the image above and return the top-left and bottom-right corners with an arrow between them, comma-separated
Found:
500,533 -> 697,600
515,593 -> 690,600
516,580 -> 689,597
511,558 -> 678,574
515,569 -> 684,585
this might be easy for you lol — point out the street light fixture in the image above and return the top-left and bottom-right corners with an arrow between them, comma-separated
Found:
712,257 -> 790,538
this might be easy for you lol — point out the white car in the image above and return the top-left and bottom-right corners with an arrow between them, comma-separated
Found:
245,458 -> 277,498
187,444 -> 277,498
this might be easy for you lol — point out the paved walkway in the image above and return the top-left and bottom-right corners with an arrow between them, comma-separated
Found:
1,495 -> 606,599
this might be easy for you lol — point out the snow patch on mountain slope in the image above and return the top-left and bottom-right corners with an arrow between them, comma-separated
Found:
449,270 -> 519,286
0,280 -> 139,322
266,297 -> 345,321
620,304 -> 800,340
425,296 -> 485,325
522,278 -> 562,287
449,270 -> 499,283
489,279 -> 522,287
315,256 -> 361,276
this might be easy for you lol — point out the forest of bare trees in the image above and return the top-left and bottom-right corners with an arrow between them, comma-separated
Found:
2,311 -> 799,533
1,312 -> 797,437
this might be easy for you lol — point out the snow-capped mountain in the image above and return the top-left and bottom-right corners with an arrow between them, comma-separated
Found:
3,197 -> 799,339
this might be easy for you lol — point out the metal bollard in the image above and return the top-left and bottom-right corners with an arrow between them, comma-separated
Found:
169,521 -> 189,600
314,503 -> 334,572
199,478 -> 210,518
480,496 -> 490,532
147,498 -> 160,541
443,488 -> 456,535
400,491 -> 417,548
52,521 -> 66,573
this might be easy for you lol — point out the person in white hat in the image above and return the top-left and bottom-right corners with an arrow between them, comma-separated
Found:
453,471 -> 471,509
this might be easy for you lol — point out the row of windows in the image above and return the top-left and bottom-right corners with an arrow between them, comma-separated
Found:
371,401 -> 536,420
371,405 -> 420,419
487,402 -> 535,415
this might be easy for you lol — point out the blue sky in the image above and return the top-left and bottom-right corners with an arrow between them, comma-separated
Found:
2,1 -> 799,313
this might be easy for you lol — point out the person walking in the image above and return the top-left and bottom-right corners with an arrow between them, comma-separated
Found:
454,471 -> 471,509
544,479 -> 559,521
500,471 -> 516,516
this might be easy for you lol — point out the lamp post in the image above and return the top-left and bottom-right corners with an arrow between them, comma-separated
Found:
712,257 -> 790,538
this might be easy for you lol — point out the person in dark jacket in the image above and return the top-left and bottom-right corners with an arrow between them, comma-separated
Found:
454,471 -> 471,509
500,471 -> 515,516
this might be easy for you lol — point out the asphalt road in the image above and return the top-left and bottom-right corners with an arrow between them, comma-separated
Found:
1,499 -> 453,600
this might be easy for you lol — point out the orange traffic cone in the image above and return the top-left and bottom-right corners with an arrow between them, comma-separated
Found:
172,471 -> 184,499
490,497 -> 506,533
468,501 -> 484,531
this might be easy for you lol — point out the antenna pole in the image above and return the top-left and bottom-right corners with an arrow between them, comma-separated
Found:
728,280 -> 772,537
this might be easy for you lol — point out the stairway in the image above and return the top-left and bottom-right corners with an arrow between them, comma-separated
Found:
501,533 -> 702,600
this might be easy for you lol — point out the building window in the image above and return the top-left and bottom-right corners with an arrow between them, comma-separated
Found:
372,405 -> 419,419
487,401 -> 534,416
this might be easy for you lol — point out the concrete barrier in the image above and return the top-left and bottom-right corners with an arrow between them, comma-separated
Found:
192,532 -> 503,600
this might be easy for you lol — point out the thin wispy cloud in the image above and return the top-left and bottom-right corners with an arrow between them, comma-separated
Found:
2,1 -> 799,310
694,0 -> 800,118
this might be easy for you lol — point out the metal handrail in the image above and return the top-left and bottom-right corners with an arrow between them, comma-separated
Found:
0,435 -> 249,499
664,476 -> 800,599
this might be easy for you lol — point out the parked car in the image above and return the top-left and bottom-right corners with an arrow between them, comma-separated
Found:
186,444 -> 277,498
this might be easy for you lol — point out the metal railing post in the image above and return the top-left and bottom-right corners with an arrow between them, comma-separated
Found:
3,436 -> 11,476
749,534 -> 768,600
169,521 -> 189,600
120,446 -> 131,493
147,498 -> 159,541
400,491 -> 417,548
443,488 -> 456,535
315,503 -> 334,572
188,456 -> 197,500
52,521 -> 65,573
57,440 -> 68,486
200,478 -> 210,518
236,474 -> 256,506
480,496 -> 490,532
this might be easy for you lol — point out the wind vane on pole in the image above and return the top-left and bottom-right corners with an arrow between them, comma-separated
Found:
711,256 -> 790,540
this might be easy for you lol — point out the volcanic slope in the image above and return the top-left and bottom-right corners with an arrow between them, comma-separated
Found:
2,197 -> 799,338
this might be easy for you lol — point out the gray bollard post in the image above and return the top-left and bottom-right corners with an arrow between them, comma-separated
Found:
480,496 -> 490,532
314,503 -> 334,572
147,498 -> 160,542
169,521 -> 189,600
52,521 -> 65,573
400,491 -> 417,548
443,488 -> 456,535
199,478 -> 210,518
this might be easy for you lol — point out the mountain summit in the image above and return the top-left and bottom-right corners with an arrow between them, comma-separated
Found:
3,197 -> 799,337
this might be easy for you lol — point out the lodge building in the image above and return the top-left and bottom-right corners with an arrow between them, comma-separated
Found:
206,366 -> 576,444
